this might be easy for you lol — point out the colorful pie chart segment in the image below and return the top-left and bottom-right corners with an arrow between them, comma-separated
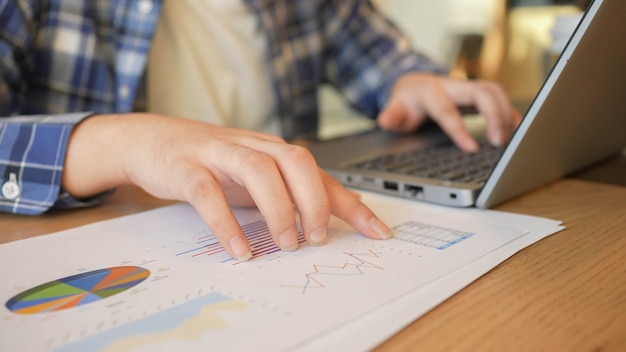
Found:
5,266 -> 150,315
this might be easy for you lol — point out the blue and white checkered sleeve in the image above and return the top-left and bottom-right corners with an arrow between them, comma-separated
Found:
0,113 -> 109,214
321,0 -> 449,118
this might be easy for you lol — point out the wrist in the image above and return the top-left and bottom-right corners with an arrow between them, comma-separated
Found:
62,113 -> 134,198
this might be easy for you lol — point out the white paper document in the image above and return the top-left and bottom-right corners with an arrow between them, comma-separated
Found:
0,192 -> 563,351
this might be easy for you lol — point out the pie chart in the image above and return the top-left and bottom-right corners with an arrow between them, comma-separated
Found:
5,266 -> 150,315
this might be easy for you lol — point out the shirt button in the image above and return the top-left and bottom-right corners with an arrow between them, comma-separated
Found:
2,173 -> 20,200
119,85 -> 130,99
137,0 -> 153,14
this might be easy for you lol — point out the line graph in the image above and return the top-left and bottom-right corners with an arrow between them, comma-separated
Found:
175,220 -> 306,263
282,250 -> 383,294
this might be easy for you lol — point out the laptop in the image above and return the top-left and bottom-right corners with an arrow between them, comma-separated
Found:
309,0 -> 626,209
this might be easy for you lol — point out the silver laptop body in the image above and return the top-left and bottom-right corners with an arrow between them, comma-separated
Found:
309,0 -> 626,209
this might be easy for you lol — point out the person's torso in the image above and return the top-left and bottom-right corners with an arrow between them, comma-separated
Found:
147,0 -> 279,135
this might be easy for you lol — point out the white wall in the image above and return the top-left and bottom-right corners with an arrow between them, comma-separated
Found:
375,0 -> 495,64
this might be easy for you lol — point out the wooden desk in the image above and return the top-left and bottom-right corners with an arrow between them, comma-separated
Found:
378,177 -> 626,351
3,165 -> 626,350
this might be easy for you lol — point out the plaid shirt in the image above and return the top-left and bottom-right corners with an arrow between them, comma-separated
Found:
0,0 -> 446,215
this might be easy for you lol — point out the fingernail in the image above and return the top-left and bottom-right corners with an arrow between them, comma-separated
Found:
279,229 -> 299,251
490,129 -> 503,147
308,227 -> 327,246
229,237 -> 252,262
370,218 -> 394,239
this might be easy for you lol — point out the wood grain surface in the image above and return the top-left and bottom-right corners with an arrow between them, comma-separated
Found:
377,179 -> 626,351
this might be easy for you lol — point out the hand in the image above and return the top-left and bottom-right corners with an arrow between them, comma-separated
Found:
62,114 -> 393,261
377,73 -> 522,152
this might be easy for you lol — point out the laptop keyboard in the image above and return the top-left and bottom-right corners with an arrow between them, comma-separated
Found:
347,144 -> 503,184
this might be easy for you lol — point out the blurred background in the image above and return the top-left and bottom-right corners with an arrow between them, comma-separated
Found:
319,0 -> 588,139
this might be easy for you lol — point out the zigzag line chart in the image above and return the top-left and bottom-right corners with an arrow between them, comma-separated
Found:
281,250 -> 383,294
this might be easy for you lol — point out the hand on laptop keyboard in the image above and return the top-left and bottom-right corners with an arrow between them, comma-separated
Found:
377,73 -> 522,152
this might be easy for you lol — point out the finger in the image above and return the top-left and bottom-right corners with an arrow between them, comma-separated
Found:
378,98 -> 424,132
180,167 -> 252,262
471,87 -> 509,146
511,106 -> 523,127
444,80 -> 517,146
222,145 -> 301,252
222,185 -> 255,207
420,84 -> 479,152
473,82 -> 516,146
259,143 -> 332,246
321,170 -> 393,240
348,189 -> 362,200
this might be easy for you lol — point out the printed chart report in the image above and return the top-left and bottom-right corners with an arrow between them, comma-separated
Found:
0,192 -> 563,351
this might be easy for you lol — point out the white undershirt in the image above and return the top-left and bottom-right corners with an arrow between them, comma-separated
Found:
147,0 -> 279,135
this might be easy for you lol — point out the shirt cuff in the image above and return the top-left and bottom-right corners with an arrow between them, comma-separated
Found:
0,112 -> 95,214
